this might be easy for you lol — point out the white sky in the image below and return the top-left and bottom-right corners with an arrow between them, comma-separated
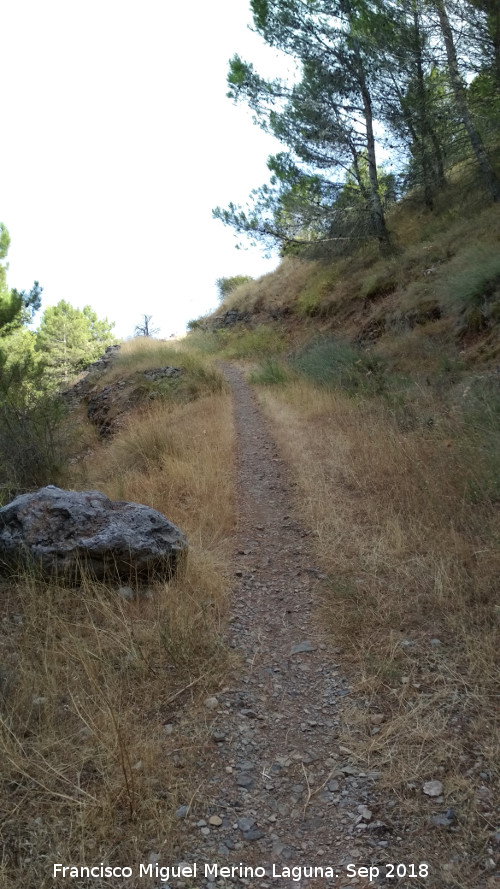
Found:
2,0 -> 286,339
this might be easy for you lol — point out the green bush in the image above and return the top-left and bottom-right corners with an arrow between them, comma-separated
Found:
220,326 -> 288,359
460,376 -> 500,503
295,266 -> 340,317
295,283 -> 324,317
0,393 -> 70,501
439,243 -> 500,309
185,329 -> 229,354
249,359 -> 291,385
292,338 -> 386,394
360,272 -> 398,303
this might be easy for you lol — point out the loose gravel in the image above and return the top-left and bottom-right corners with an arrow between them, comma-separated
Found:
168,365 -> 389,889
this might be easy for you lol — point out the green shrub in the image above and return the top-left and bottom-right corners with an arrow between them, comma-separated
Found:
249,359 -> 291,385
216,275 -> 253,303
460,376 -> 500,502
185,329 -> 229,354
0,393 -> 70,501
360,272 -> 398,303
292,338 -> 386,394
439,243 -> 500,309
220,326 -> 288,359
295,289 -> 322,317
295,266 -> 340,317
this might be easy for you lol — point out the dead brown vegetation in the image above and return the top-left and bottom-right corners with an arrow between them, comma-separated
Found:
256,379 -> 499,887
0,341 -> 235,888
208,202 -> 500,374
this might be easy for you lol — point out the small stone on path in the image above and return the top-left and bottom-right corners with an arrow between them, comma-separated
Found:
290,640 -> 316,655
423,779 -> 444,797
205,696 -> 219,710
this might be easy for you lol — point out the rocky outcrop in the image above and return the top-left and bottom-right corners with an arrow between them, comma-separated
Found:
0,486 -> 187,584
63,344 -> 122,404
210,309 -> 253,329
86,366 -> 182,436
207,306 -> 291,331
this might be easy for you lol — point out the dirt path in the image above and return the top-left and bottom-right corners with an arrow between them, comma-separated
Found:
173,365 -> 382,888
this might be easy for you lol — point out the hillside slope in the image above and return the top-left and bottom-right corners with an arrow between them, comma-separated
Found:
186,195 -> 500,886
198,199 -> 500,372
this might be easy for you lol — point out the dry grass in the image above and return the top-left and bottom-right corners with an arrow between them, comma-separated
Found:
207,203 -> 500,377
83,394 -> 235,550
213,257 -> 316,315
257,379 -> 499,886
98,336 -> 226,400
104,336 -> 186,377
0,349 -> 236,887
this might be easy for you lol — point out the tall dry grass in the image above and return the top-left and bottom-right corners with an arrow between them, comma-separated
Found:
257,379 -> 499,887
0,348 -> 236,887
207,203 -> 500,370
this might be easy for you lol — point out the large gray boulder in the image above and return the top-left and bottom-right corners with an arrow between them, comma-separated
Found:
0,486 -> 187,584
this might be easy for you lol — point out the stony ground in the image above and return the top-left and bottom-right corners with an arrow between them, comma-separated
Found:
167,366 -> 404,889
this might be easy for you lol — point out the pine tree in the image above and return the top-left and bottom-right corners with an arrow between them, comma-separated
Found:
215,0 -> 393,251
36,301 -> 116,386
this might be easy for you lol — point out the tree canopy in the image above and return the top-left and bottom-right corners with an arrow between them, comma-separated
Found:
35,301 -> 116,386
216,275 -> 254,301
0,223 -> 42,336
0,224 -> 117,395
214,0 -> 500,254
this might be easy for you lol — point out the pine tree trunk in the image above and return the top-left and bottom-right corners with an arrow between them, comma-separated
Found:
434,0 -> 500,202
389,70 -> 435,210
412,0 -> 445,204
360,83 -> 391,248
340,0 -> 391,249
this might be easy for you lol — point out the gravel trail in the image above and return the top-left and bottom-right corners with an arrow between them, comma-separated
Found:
172,365 -> 382,889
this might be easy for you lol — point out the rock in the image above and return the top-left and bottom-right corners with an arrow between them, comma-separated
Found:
236,774 -> 254,788
0,486 -> 187,584
208,815 -> 222,827
430,813 -> 454,828
62,344 -> 122,405
204,696 -> 219,710
237,817 -> 255,833
212,730 -> 226,743
290,640 -> 316,655
147,851 -> 160,865
86,366 -> 182,436
176,806 -> 189,819
243,828 -> 265,842
357,805 -> 373,821
366,820 -> 389,832
211,309 -> 252,330
423,780 -> 444,797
